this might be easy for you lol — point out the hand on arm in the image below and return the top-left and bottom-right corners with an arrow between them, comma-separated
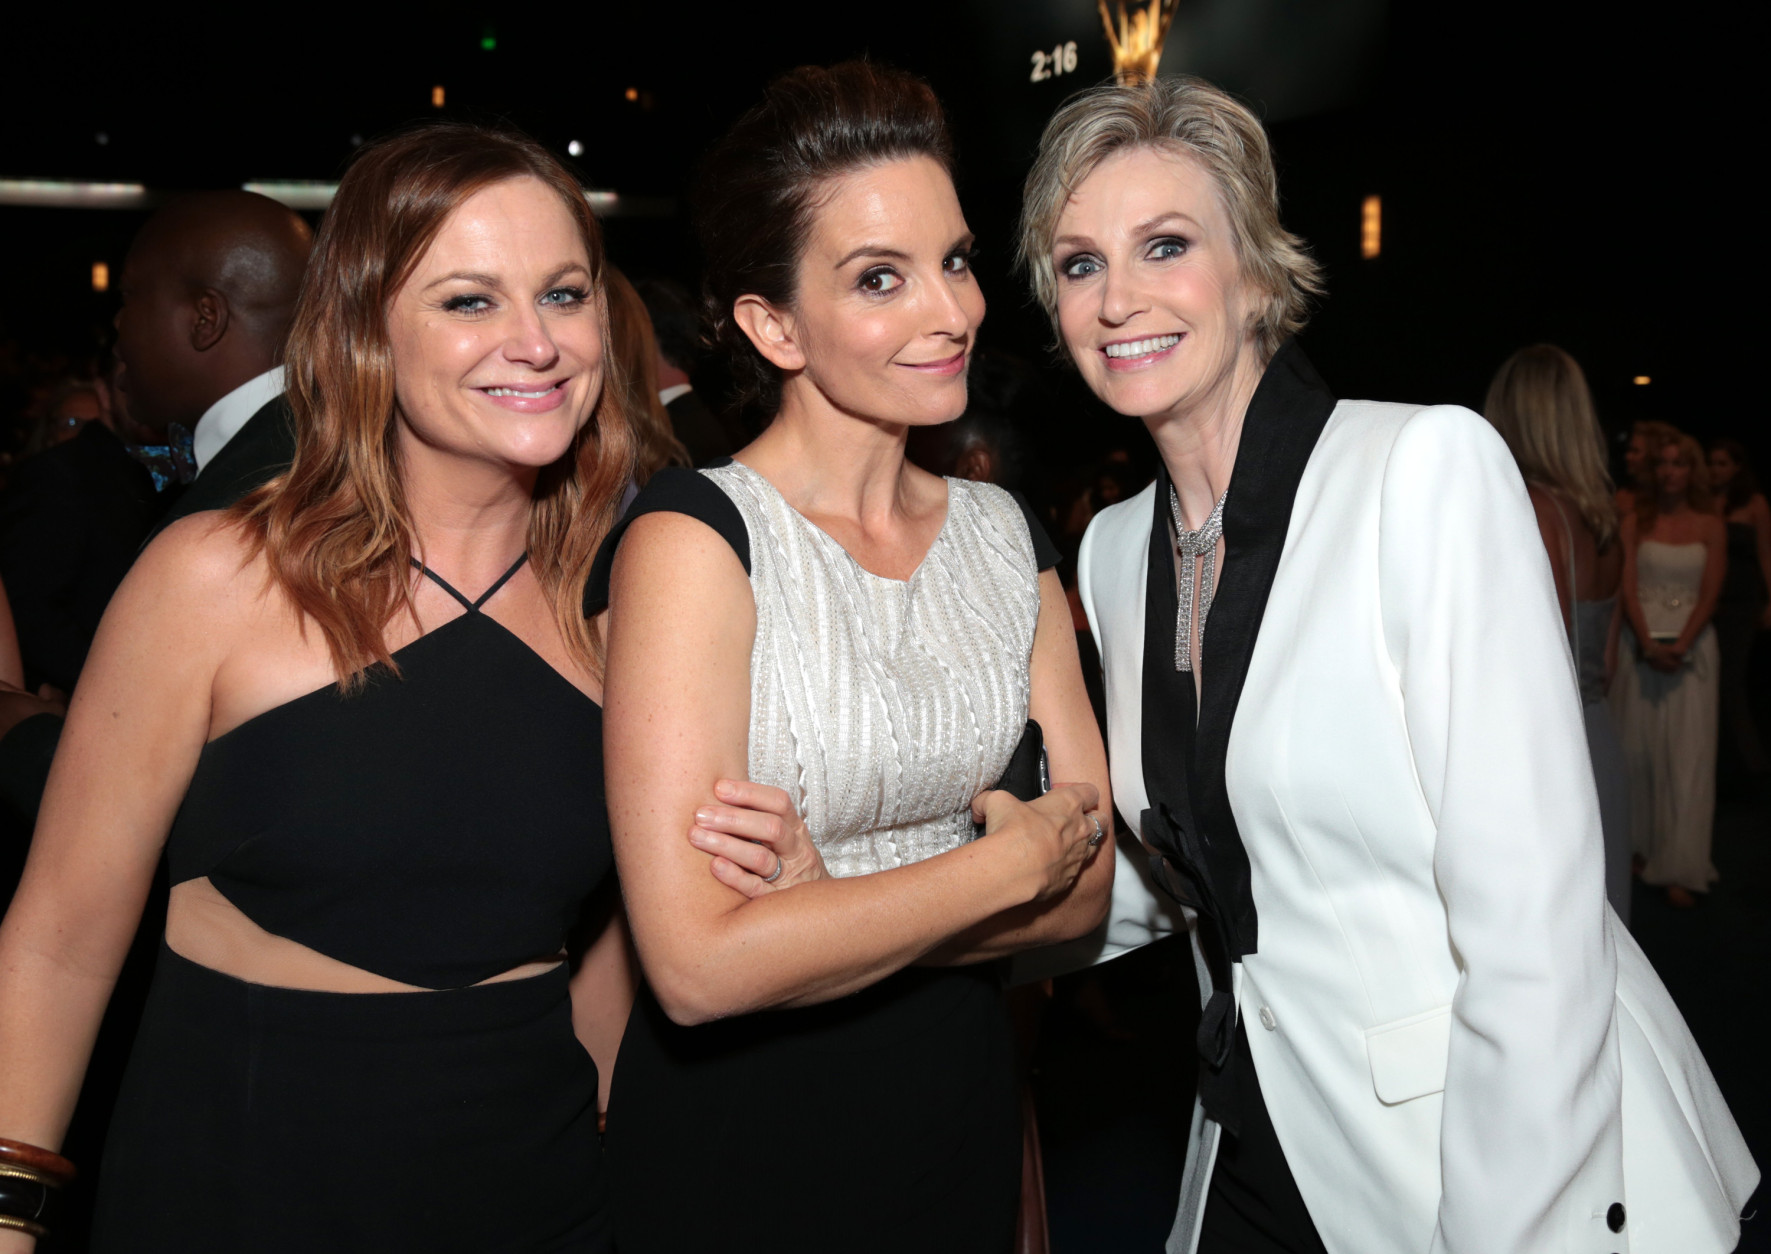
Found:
689,778 -> 830,897
604,514 -> 1101,1026
0,517 -> 232,1160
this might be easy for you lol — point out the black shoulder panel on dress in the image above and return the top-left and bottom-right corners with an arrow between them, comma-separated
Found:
1008,490 -> 1062,571
584,466 -> 751,616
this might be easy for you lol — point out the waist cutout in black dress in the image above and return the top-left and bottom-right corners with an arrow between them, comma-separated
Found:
92,557 -> 614,1253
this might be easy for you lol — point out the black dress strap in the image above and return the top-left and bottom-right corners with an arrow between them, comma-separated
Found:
584,466 -> 751,616
410,552 -> 530,613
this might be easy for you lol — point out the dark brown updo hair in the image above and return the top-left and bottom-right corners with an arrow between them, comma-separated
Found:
694,61 -> 955,417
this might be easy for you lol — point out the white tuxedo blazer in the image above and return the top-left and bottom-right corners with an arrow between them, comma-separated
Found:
1077,380 -> 1756,1254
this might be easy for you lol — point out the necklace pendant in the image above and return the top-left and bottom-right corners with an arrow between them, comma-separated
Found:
1168,485 -> 1228,674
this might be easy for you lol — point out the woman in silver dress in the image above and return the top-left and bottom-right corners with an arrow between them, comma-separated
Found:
592,63 -> 1114,1253
1484,344 -> 1630,921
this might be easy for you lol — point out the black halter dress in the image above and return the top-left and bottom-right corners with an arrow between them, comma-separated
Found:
91,557 -> 613,1253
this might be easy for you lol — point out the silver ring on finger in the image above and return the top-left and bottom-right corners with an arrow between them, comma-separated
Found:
764,855 -> 784,883
1086,815 -> 1105,847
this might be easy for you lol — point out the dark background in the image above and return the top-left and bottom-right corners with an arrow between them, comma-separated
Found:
0,0 -> 1753,470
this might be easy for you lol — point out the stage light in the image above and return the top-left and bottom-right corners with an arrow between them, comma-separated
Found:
624,87 -> 639,102
1634,376 -> 1651,386
1361,195 -> 1381,260
480,35 -> 496,51
95,131 -> 109,146
568,140 -> 584,157
432,85 -> 446,108
0,180 -> 149,208
91,262 -> 109,292
243,181 -> 339,210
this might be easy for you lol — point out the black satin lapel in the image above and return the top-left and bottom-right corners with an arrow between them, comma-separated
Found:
1193,341 -> 1338,957
1139,468 -> 1197,833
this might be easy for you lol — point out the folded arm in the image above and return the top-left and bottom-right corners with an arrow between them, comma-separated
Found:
602,513 -> 1100,1027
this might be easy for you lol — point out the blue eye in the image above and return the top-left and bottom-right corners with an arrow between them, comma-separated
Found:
1060,254 -> 1102,280
442,294 -> 493,314
859,267 -> 904,294
1147,237 -> 1189,260
541,286 -> 589,308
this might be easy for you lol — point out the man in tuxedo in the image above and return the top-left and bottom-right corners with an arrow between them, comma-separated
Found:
633,277 -> 744,462
0,189 -> 310,829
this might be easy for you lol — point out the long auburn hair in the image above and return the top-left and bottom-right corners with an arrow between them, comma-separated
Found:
233,123 -> 634,690
1483,344 -> 1618,548
606,265 -> 688,484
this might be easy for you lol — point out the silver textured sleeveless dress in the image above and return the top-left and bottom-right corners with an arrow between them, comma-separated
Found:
609,462 -> 1043,1254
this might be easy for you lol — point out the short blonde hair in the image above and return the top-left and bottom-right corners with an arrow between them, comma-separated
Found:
1484,344 -> 1618,548
1017,76 -> 1323,362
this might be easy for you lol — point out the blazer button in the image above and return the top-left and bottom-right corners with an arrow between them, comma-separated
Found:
1606,1202 -> 1625,1232
1258,1006 -> 1277,1031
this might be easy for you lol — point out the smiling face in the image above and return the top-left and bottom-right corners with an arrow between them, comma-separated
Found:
386,176 -> 603,474
1051,145 -> 1263,423
750,155 -> 983,428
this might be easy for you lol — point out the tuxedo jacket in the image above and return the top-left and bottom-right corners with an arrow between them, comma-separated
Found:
0,396 -> 294,827
1076,346 -> 1756,1254
147,394 -> 295,544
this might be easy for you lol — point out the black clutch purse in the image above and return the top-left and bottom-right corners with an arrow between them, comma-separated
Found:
994,720 -> 1050,802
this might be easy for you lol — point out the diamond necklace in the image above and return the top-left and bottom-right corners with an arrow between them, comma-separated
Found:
1168,484 -> 1227,673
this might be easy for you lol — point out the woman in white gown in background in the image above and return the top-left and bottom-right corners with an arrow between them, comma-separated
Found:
1611,431 -> 1726,907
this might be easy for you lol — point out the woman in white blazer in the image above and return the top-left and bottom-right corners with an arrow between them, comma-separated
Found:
1018,77 -> 1757,1254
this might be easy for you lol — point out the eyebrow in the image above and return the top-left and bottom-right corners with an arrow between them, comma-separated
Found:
1052,212 -> 1203,253
423,262 -> 591,291
832,234 -> 975,271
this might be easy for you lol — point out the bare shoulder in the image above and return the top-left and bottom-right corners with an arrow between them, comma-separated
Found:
132,510 -> 264,598
104,511 -> 269,654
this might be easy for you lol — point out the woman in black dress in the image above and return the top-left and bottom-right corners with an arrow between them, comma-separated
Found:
1706,437 -> 1771,772
0,125 -> 635,1252
596,63 -> 1114,1254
